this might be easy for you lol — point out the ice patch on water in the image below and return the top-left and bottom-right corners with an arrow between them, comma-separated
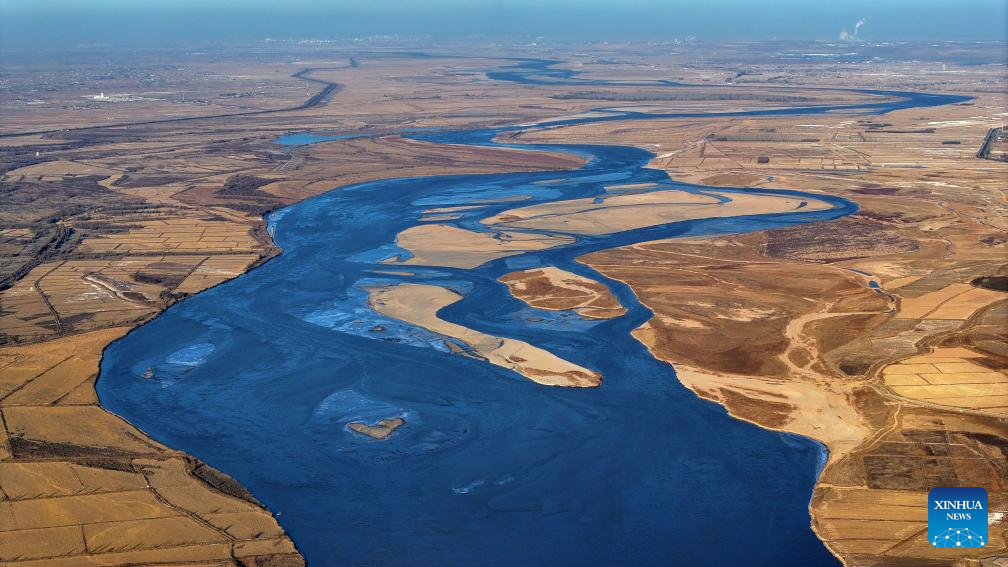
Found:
437,279 -> 475,296
452,479 -> 486,494
302,286 -> 459,353
347,242 -> 414,264
313,389 -> 403,423
413,184 -> 555,207
130,342 -> 216,389
510,307 -> 603,331
166,342 -> 215,366
267,209 -> 288,234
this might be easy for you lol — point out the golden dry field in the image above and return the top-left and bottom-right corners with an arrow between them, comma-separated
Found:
0,329 -> 301,565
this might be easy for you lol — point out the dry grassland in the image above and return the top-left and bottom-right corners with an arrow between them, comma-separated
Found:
499,266 -> 626,319
883,348 -> 1008,414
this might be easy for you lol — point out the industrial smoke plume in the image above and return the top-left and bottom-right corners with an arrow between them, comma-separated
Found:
840,17 -> 867,41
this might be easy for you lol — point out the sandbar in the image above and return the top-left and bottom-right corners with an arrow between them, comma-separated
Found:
484,189 -> 832,235
394,224 -> 573,269
347,417 -> 406,440
368,283 -> 600,387
500,266 -> 626,319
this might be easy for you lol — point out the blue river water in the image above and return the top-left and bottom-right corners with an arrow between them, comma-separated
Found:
97,62 -> 967,565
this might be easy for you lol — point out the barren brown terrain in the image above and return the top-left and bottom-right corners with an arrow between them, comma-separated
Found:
0,39 -> 1004,565
500,266 -> 626,319
347,417 -> 406,440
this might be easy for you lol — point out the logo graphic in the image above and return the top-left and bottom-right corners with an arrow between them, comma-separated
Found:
928,487 -> 988,548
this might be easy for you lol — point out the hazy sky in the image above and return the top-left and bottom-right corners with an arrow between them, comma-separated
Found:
1,0 -> 1005,50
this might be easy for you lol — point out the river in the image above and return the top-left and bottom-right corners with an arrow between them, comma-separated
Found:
96,60 -> 966,565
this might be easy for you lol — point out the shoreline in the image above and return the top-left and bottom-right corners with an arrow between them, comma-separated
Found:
583,263 -> 847,564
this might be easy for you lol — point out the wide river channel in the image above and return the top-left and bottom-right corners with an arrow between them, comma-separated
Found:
97,61 -> 966,565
